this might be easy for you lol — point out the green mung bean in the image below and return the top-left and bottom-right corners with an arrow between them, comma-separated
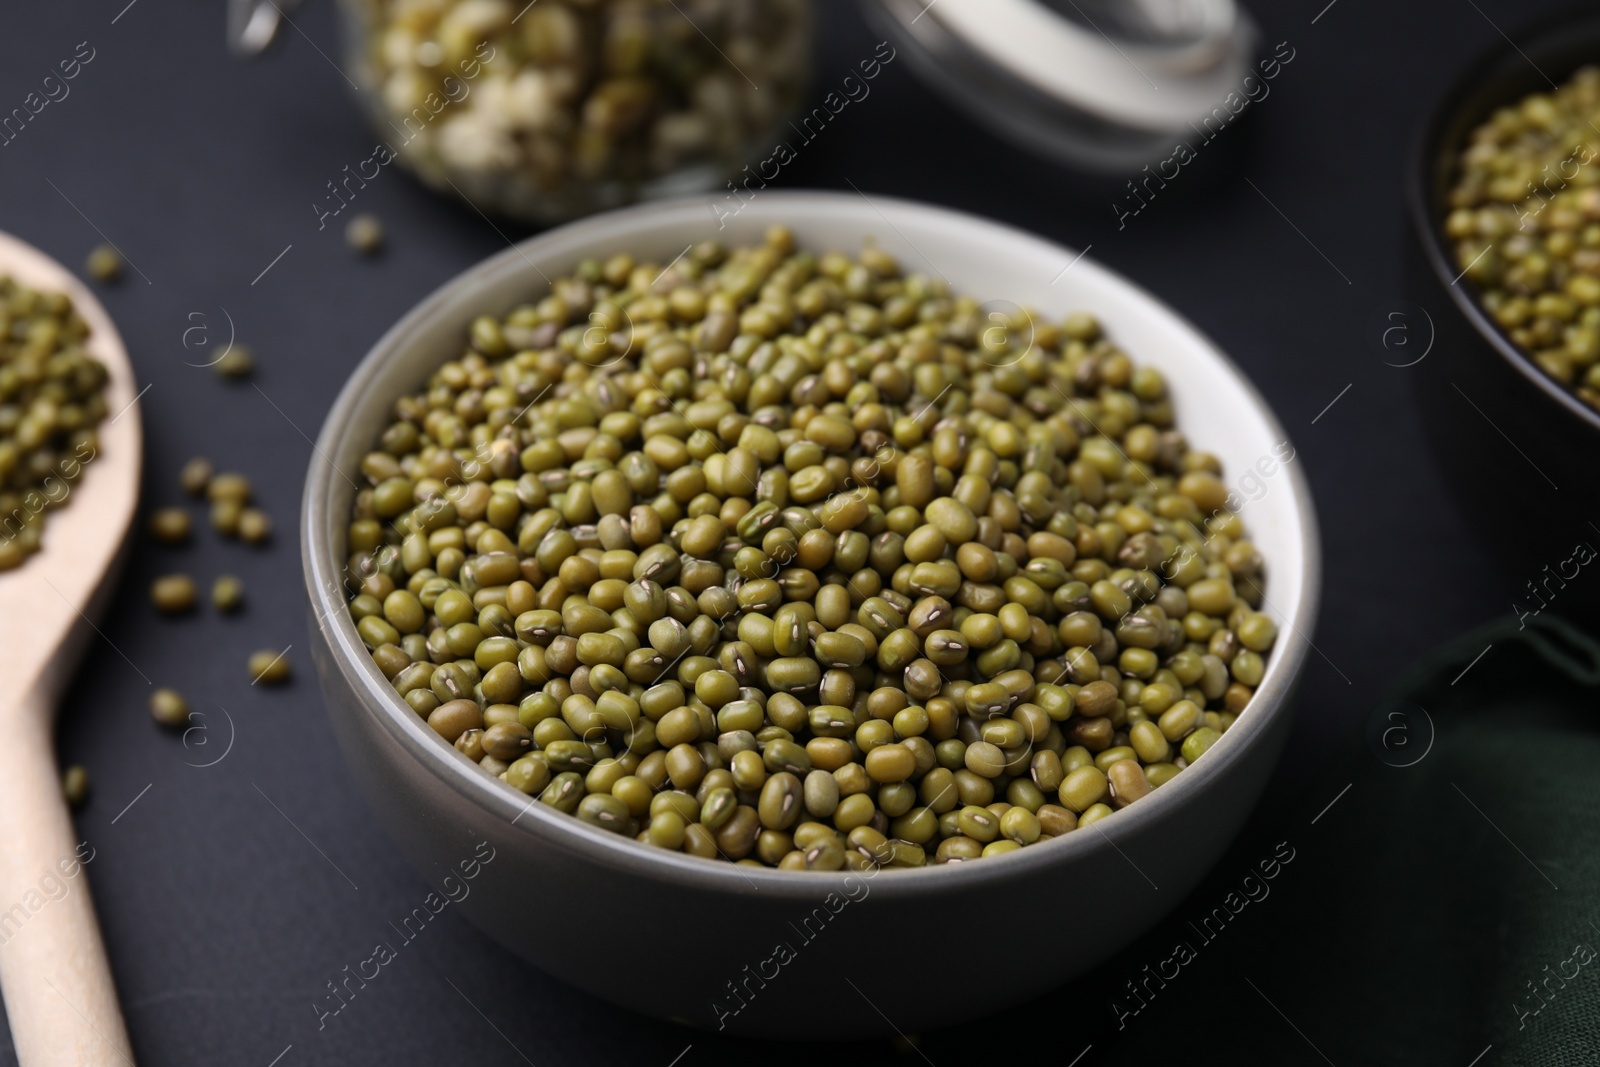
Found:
86,245 -> 122,283
207,473 -> 251,505
346,214 -> 385,256
0,277 -> 108,569
214,344 -> 253,379
211,500 -> 242,536
344,229 -> 1275,869
238,507 -> 271,544
249,648 -> 292,685
149,508 -> 191,545
150,687 -> 189,728
62,764 -> 89,807
1449,66 -> 1600,410
212,574 -> 245,612
151,574 -> 197,614
180,456 -> 214,496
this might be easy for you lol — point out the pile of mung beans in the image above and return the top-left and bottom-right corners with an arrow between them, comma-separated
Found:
0,277 -> 107,570
1448,65 -> 1600,411
346,0 -> 810,221
345,227 -> 1278,870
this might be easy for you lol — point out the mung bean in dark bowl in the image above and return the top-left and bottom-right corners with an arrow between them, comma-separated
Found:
343,227 -> 1277,870
1447,65 -> 1600,410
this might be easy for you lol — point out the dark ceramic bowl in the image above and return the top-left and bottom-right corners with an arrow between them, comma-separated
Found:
1406,7 -> 1600,585
302,192 -> 1319,1037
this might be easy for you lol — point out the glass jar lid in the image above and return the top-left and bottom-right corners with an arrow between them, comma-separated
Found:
865,0 -> 1259,171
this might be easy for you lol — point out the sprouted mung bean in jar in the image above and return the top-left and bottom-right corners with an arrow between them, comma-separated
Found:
0,278 -> 108,570
341,0 -> 811,221
344,228 -> 1278,870
1448,65 -> 1600,410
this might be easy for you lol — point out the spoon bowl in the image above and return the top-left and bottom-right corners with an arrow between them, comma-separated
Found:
0,230 -> 140,1066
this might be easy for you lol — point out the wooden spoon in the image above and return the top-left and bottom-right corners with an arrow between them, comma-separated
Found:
0,231 -> 141,1066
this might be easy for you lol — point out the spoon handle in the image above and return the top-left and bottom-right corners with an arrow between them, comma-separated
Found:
0,707 -> 135,1066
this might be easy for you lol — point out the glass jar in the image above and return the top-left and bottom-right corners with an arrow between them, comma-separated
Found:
337,0 -> 813,223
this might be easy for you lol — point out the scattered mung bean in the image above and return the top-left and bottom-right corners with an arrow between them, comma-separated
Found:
207,473 -> 251,504
238,507 -> 271,544
149,508 -> 192,545
214,345 -> 253,379
249,648 -> 291,685
211,499 -> 242,536
62,764 -> 89,807
346,214 -> 385,255
151,574 -> 197,614
150,687 -> 189,728
180,457 -> 214,496
86,245 -> 122,283
212,574 -> 245,612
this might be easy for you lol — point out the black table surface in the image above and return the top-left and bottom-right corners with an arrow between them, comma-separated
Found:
0,1 -> 1571,1063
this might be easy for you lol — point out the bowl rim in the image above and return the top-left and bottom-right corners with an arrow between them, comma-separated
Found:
303,189 -> 1322,901
1404,3 -> 1600,435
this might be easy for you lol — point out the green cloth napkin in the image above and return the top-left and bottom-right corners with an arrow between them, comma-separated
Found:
1066,614 -> 1600,1066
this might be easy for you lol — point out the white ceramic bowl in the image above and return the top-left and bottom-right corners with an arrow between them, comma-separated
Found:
303,191 -> 1320,1038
